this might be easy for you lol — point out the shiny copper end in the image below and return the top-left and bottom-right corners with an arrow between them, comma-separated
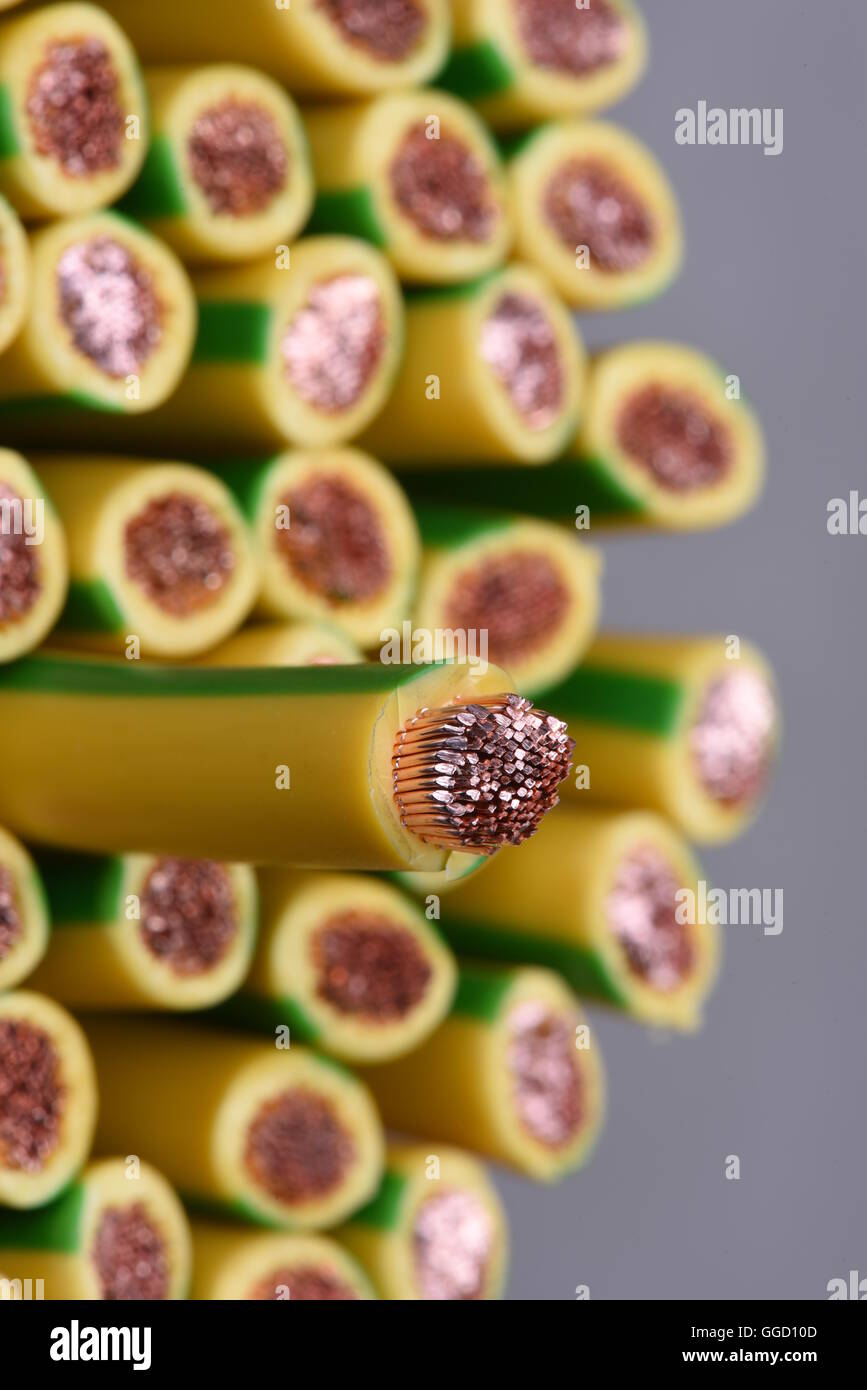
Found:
393,693 -> 574,854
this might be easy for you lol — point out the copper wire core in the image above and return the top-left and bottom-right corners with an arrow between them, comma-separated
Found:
690,670 -> 776,806
617,384 -> 734,492
544,159 -> 655,271
276,475 -> 392,605
282,275 -> 386,414
245,1089 -> 356,1206
312,911 -> 432,1022
606,845 -> 694,991
124,492 -> 235,617
91,1202 -> 170,1301
413,1190 -> 493,1301
27,37 -> 123,177
316,0 -> 427,61
139,858 -> 237,978
251,1265 -> 359,1301
508,1001 -> 583,1150
0,865 -> 21,963
188,99 -> 288,217
389,123 -> 497,244
480,292 -> 564,431
446,550 -> 571,667
0,1019 -> 65,1174
56,237 -> 163,379
393,693 -> 574,855
513,0 -> 628,76
0,483 -> 41,628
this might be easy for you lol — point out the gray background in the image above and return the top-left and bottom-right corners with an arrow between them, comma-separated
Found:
496,0 -> 867,1300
